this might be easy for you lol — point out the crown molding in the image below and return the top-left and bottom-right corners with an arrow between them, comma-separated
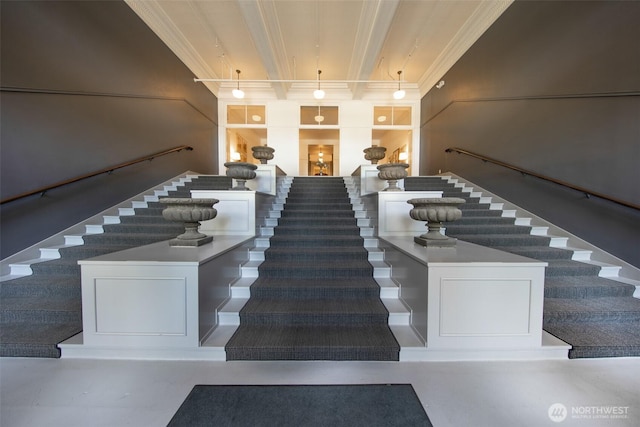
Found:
418,0 -> 514,95
125,1 -> 220,95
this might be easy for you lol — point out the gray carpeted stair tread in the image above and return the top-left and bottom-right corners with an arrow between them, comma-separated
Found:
447,210 -> 503,218
445,224 -> 532,235
29,258 -> 81,275
277,218 -> 358,226
265,247 -> 369,262
1,296 -> 81,323
57,244 -> 134,258
259,262 -> 373,279
544,297 -> 640,323
544,260 -> 602,277
0,322 -> 81,358
81,232 -> 174,245
452,217 -> 516,225
544,276 -> 635,299
250,277 -> 381,298
225,325 -> 400,361
239,298 -> 389,325
268,235 -> 365,247
280,210 -> 356,218
0,274 -> 80,298
274,225 -> 361,236
103,223 -> 184,234
119,215 -> 172,224
284,204 -> 353,211
492,246 -> 574,260
453,234 -> 552,246
544,321 -> 640,358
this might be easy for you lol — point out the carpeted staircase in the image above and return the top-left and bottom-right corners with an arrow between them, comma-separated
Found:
0,175 -> 232,358
225,177 -> 400,361
405,176 -> 640,359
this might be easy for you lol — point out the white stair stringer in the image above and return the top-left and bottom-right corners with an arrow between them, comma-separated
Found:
344,177 -> 412,329
0,172 -> 198,281
442,173 -> 640,293
205,175 -> 292,348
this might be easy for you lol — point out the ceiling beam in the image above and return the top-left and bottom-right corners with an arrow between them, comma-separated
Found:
347,0 -> 400,99
236,0 -> 290,99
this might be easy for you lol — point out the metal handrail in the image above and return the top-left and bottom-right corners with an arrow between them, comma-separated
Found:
445,147 -> 639,211
1,145 -> 193,205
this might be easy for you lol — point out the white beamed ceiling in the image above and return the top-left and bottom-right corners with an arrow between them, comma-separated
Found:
126,0 -> 513,100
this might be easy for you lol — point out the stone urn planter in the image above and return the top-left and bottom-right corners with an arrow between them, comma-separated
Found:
251,145 -> 275,164
224,161 -> 257,190
363,146 -> 386,164
407,197 -> 466,246
159,198 -> 219,247
377,163 -> 409,191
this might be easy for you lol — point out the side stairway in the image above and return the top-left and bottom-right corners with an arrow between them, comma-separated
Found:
404,176 -> 640,359
0,175 -> 232,358
224,177 -> 400,361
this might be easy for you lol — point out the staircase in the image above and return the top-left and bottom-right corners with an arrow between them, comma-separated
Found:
225,177 -> 400,361
0,175 -> 232,358
404,176 -> 640,359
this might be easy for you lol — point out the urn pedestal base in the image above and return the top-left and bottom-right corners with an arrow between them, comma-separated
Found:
414,235 -> 457,247
169,235 -> 213,247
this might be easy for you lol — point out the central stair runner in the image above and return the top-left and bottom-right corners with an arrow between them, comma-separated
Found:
225,177 -> 400,360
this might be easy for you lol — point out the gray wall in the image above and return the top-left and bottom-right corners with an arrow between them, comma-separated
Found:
420,0 -> 640,267
1,1 -> 220,257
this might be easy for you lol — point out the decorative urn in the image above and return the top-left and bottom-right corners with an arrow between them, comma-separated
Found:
363,146 -> 387,164
224,161 -> 258,190
159,198 -> 219,246
407,198 -> 466,246
377,163 -> 409,191
251,145 -> 275,164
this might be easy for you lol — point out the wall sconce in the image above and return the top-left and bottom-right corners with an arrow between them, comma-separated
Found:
399,152 -> 408,162
313,69 -> 325,99
393,70 -> 405,100
231,152 -> 241,161
232,69 -> 245,99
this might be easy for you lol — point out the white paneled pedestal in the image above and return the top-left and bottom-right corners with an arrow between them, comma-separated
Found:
377,191 -> 442,236
63,236 -> 252,360
379,237 -> 568,360
244,164 -> 284,196
191,190 -> 256,236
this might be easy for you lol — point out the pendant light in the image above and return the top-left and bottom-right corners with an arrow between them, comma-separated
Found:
314,105 -> 324,123
313,69 -> 325,99
393,70 -> 405,100
232,69 -> 245,99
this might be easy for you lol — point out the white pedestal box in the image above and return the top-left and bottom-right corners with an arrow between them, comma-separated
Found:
63,236 -> 252,360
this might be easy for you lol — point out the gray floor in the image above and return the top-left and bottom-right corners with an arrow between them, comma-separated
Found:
1,357 -> 639,426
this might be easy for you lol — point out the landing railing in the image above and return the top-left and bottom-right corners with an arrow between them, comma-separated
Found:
0,145 -> 193,205
445,147 -> 639,211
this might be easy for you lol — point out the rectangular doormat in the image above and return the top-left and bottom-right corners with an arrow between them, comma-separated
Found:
167,384 -> 432,426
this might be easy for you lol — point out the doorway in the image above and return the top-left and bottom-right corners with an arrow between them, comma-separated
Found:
299,129 -> 339,176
